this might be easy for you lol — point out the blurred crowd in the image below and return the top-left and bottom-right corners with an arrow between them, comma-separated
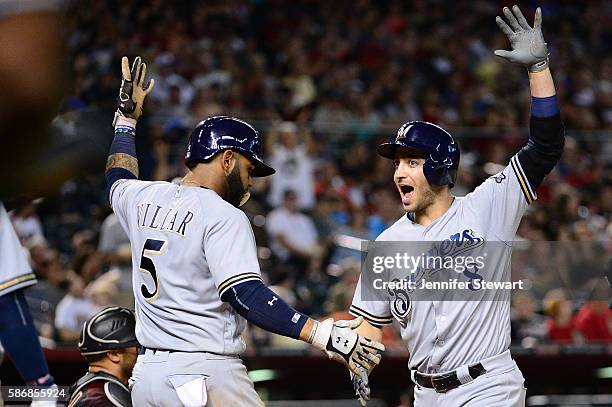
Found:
9,0 -> 611,348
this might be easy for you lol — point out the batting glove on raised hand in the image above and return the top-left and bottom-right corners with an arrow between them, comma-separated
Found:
112,56 -> 155,127
310,317 -> 385,377
494,5 -> 549,72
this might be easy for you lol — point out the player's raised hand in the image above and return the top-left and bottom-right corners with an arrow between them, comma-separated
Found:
310,316 -> 385,377
494,5 -> 549,72
113,56 -> 155,126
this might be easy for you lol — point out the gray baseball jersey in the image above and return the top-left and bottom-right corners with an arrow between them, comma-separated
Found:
109,179 -> 263,355
0,203 -> 37,297
351,154 -> 535,373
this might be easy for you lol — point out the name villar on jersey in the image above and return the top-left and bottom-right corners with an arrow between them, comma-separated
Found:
136,202 -> 194,236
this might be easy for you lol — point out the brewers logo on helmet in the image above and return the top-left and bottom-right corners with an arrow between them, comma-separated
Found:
377,121 -> 460,187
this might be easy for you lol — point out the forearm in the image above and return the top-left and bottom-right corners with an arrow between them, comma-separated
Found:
516,70 -> 564,190
299,318 -> 316,342
105,119 -> 139,201
528,68 -> 556,97
222,280 -> 310,340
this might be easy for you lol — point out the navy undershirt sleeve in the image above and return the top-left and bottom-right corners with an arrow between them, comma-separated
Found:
105,125 -> 138,202
515,96 -> 564,190
221,280 -> 308,340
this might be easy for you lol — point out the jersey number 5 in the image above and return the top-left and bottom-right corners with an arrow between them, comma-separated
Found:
139,238 -> 167,302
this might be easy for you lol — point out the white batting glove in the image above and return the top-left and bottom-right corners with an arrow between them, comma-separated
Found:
309,317 -> 385,377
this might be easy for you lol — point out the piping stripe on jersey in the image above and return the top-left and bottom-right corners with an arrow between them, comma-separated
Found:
218,272 -> 264,298
349,305 -> 393,327
0,273 -> 36,293
108,178 -> 126,205
510,155 -> 536,204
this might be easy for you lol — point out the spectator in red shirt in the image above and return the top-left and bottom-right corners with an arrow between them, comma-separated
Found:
544,289 -> 579,343
574,285 -> 612,342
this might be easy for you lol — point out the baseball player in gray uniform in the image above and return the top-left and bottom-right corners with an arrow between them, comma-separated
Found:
0,201 -> 58,407
104,56 -> 384,406
349,6 -> 564,407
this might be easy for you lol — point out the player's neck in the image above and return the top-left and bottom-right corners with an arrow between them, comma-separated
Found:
88,363 -> 128,384
413,191 -> 454,227
182,169 -> 227,199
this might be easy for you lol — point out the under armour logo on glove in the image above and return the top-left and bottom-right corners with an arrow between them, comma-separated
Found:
268,296 -> 278,306
309,317 -> 385,378
335,337 -> 349,347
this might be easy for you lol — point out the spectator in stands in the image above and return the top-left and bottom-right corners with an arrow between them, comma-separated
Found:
294,249 -> 331,317
544,289 -> 579,343
98,212 -> 132,307
10,201 -> 44,243
25,249 -> 67,338
267,122 -> 315,210
55,272 -> 117,343
510,292 -> 549,346
331,207 -> 378,263
266,189 -> 320,270
310,193 -> 340,253
574,284 -> 612,343
55,276 -> 102,342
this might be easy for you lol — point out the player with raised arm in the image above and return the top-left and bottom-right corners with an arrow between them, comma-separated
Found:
349,6 -> 564,406
105,56 -> 384,406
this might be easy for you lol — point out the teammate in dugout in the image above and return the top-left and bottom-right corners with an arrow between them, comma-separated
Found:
68,307 -> 139,407
104,55 -> 384,405
350,5 -> 564,407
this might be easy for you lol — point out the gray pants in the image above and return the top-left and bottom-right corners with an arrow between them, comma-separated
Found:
131,349 -> 264,406
412,350 -> 526,407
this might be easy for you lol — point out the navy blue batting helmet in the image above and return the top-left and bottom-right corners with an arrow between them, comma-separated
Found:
377,121 -> 460,187
185,116 -> 275,177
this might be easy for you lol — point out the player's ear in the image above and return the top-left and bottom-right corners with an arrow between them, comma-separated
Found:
220,150 -> 236,173
106,349 -> 122,363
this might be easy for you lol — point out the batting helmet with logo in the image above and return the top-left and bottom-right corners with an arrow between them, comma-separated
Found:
78,307 -> 139,356
377,121 -> 460,187
185,116 -> 275,177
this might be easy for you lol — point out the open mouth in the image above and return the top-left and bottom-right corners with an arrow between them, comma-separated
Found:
398,184 -> 414,205
399,185 -> 414,194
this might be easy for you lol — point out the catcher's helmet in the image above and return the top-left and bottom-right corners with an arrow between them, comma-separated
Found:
185,116 -> 275,177
377,121 -> 460,187
78,307 -> 139,356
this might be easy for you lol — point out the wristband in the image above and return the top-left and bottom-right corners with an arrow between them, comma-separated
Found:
529,56 -> 549,73
113,112 -> 137,129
